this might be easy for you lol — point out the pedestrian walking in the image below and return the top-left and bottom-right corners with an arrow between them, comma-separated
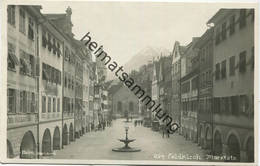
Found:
161,124 -> 165,138
162,124 -> 170,138
165,125 -> 170,138
102,121 -> 105,130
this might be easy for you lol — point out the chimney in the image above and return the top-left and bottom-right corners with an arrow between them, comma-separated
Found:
65,6 -> 73,37
66,6 -> 72,20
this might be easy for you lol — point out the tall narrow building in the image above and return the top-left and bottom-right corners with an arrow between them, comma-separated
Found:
195,28 -> 214,152
208,9 -> 254,162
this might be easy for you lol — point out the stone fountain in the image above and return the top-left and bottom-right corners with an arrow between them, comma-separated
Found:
112,126 -> 141,152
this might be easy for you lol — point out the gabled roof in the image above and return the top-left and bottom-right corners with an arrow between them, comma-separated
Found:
172,41 -> 187,58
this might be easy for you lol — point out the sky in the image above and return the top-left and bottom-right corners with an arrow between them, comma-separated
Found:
39,2 -> 243,65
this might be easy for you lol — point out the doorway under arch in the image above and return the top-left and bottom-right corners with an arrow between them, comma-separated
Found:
7,140 -> 14,158
199,125 -> 203,146
53,127 -> 60,150
69,123 -> 74,142
62,124 -> 68,145
227,134 -> 240,161
42,128 -> 52,156
246,137 -> 254,162
213,130 -> 222,156
20,131 -> 36,159
205,127 -> 212,150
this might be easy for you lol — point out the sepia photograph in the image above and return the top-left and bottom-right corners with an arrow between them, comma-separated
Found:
1,0 -> 258,165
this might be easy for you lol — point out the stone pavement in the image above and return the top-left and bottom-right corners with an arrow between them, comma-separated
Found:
51,119 -> 206,161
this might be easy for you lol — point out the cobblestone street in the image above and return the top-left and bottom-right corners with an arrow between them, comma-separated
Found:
51,119 -> 206,161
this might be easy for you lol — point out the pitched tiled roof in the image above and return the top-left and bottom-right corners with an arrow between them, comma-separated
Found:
108,83 -> 122,95
44,14 -> 66,20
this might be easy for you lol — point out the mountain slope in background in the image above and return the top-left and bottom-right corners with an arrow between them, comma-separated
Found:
106,46 -> 170,80
123,46 -> 170,73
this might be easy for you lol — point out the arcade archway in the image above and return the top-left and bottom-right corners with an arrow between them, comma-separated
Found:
227,134 -> 240,161
7,140 -> 14,158
246,137 -> 254,162
20,131 -> 36,159
69,123 -> 74,142
62,124 -> 68,145
205,127 -> 212,149
53,127 -> 60,150
42,128 -> 52,156
213,130 -> 222,155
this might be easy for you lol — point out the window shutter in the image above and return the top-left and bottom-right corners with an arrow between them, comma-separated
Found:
27,92 -> 31,113
16,89 -> 20,113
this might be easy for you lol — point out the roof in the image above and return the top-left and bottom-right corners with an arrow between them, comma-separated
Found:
194,28 -> 214,48
207,9 -> 235,24
108,82 -> 122,95
172,41 -> 187,57
182,37 -> 199,55
44,14 -> 66,20
44,12 -> 75,38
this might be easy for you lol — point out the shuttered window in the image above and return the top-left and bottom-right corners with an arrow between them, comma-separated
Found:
28,17 -> 34,40
239,51 -> 247,73
19,8 -> 26,34
42,96 -> 46,113
7,5 -> 15,26
7,89 -> 16,114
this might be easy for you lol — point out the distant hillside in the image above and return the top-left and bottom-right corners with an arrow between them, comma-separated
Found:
124,46 -> 170,73
106,46 -> 170,80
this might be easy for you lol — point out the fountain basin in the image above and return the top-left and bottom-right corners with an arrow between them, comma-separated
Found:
118,139 -> 135,143
112,147 -> 141,152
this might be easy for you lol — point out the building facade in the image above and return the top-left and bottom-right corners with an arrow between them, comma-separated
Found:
158,56 -> 172,125
171,41 -> 185,134
151,60 -> 160,121
195,28 -> 214,151
180,38 -> 199,142
112,85 -> 139,118
208,9 -> 254,161
7,5 -> 97,159
7,5 -> 39,159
